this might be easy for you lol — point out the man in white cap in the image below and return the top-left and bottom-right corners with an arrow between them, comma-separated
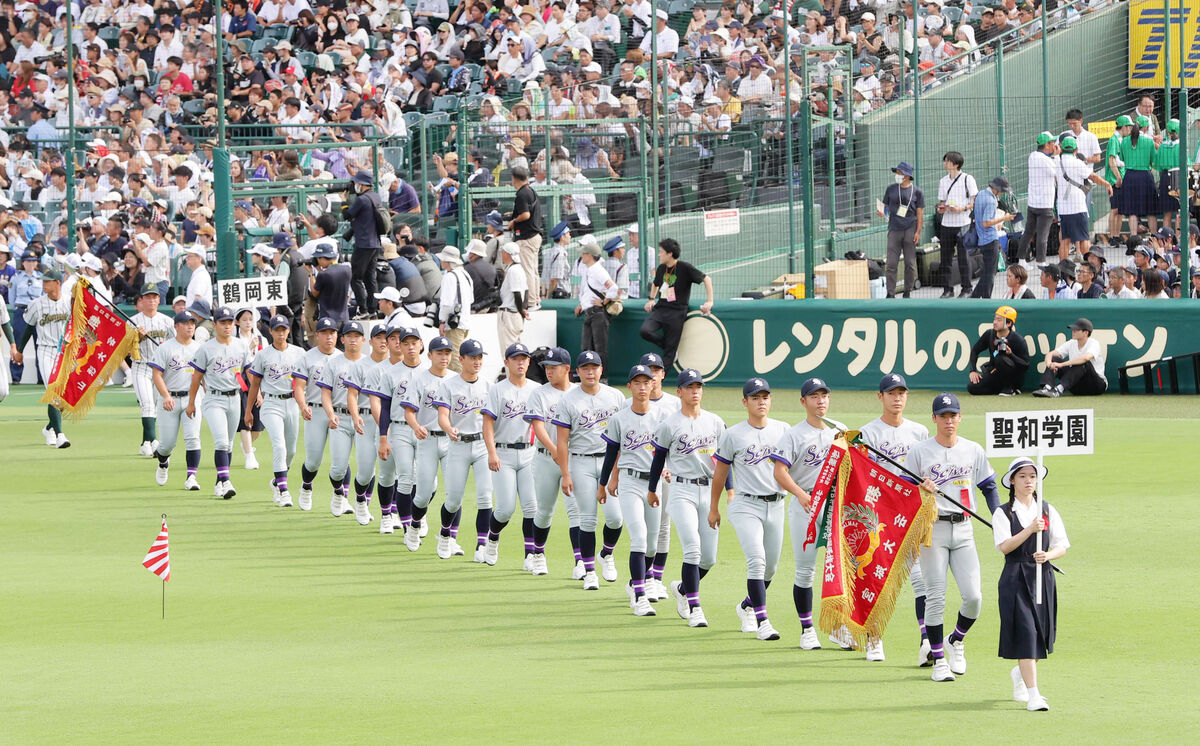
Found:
639,8 -> 679,59
496,243 -> 529,354
184,245 -> 212,307
463,238 -> 497,307
436,246 -> 474,372
576,238 -> 619,373
79,253 -> 111,300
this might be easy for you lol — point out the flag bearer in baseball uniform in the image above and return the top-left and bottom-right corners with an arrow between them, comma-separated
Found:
294,318 -> 343,515
434,339 -> 494,561
244,315 -> 304,507
482,342 -> 538,569
525,347 -> 581,577
403,335 -> 463,554
19,268 -> 72,447
648,368 -> 726,628
185,305 -> 253,499
709,378 -> 790,641
904,392 -> 1001,683
995,457 -> 1069,712
599,364 -> 667,616
553,350 -> 626,591
319,321 -> 373,526
344,325 -> 390,523
768,377 -> 848,651
642,351 -> 680,601
130,284 -> 173,456
149,311 -> 202,490
856,373 -> 932,664
373,326 -> 427,539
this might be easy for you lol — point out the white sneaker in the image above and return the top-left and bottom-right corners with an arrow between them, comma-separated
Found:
931,658 -> 956,682
632,596 -> 656,616
139,441 -> 154,457
670,581 -> 689,620
155,465 -> 169,486
688,607 -> 708,628
404,525 -> 421,551
219,480 -> 236,499
948,640 -> 967,675
829,625 -> 856,650
151,439 -> 158,453
918,638 -> 933,667
271,484 -> 282,506
354,500 -> 372,525
866,639 -> 885,662
42,426 -> 56,446
380,515 -> 394,534
522,555 -> 534,573
298,488 -> 312,511
599,554 -> 617,582
418,517 -> 429,538
436,536 -> 453,559
531,554 -> 549,576
184,474 -> 199,491
1026,695 -> 1049,712
647,578 -> 668,601
278,490 -> 293,508
571,559 -> 586,580
735,603 -> 757,634
449,538 -> 465,556
625,581 -> 639,609
244,450 -> 259,470
757,620 -> 780,641
1011,666 -> 1030,703
473,544 -> 487,563
331,493 -> 345,517
484,538 -> 499,565
582,571 -> 599,590
56,433 -> 71,449
799,627 -> 822,650
214,482 -> 223,498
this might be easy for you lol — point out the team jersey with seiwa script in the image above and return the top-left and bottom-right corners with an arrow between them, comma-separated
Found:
292,347 -> 341,405
189,337 -> 252,392
768,419 -> 847,493
482,377 -> 535,445
905,435 -> 996,515
552,385 -> 625,455
401,368 -> 450,429
856,417 -> 930,466
434,374 -> 490,436
523,382 -> 576,449
714,419 -> 790,497
652,409 -> 726,481
248,344 -> 305,396
603,403 -> 668,472
148,337 -> 201,392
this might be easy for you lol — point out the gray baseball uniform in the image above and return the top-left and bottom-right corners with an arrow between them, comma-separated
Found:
402,367 -> 450,510
372,360 -> 427,494
190,337 -> 252,452
149,337 -> 202,455
525,381 -> 578,530
653,408 -> 725,569
650,392 -> 682,555
248,343 -> 304,473
603,402 -> 667,554
715,418 -> 790,581
434,373 -> 493,517
769,418 -> 846,589
552,384 -> 625,533
318,353 -> 366,484
483,377 -> 536,524
293,347 -> 340,475
344,355 -> 386,485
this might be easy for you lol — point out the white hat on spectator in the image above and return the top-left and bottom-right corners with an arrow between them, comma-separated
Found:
133,233 -> 152,245
627,223 -> 639,234
862,11 -> 876,22
184,245 -> 207,257
655,8 -> 668,20
249,243 -> 275,258
22,169 -> 43,182
465,239 -> 488,258
104,191 -> 123,203
62,253 -> 82,270
924,15 -> 944,31
501,243 -> 521,261
437,246 -> 463,266
703,96 -> 721,107
80,254 -> 103,272
582,62 -> 601,74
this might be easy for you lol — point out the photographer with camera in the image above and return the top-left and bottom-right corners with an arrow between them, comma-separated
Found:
342,171 -> 384,318
308,244 -> 352,325
435,246 -> 474,373
966,306 -> 1030,397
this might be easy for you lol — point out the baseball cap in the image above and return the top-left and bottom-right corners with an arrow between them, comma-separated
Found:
460,339 -> 485,357
989,175 -> 1011,192
801,377 -> 830,397
42,268 -> 63,282
485,210 -> 505,230
1036,131 -> 1054,146
549,220 -> 570,241
576,350 -> 603,367
639,352 -> 665,369
1060,135 -> 1077,152
375,286 -> 403,304
505,342 -> 531,358
428,335 -> 454,351
268,315 -> 290,330
213,305 -> 236,322
879,373 -> 908,392
369,323 -> 388,338
676,368 -> 704,387
139,282 -> 161,297
315,317 -> 339,332
541,347 -> 570,366
311,244 -> 338,260
628,364 -> 653,382
932,392 -> 961,415
743,377 -> 771,396
173,311 -> 195,324
603,236 -> 624,254
1069,318 -> 1094,333
1116,114 -> 1133,127
342,320 -> 365,336
1133,245 -> 1153,258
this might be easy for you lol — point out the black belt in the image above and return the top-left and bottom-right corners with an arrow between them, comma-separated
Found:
676,476 -> 710,486
307,400 -> 322,408
210,389 -> 237,396
169,390 -> 189,398
335,406 -> 368,415
938,513 -> 969,524
746,493 -> 783,502
458,433 -> 482,442
265,393 -> 293,400
571,451 -> 604,458
623,468 -> 652,481
429,429 -> 447,437
498,442 -> 530,450
536,446 -> 554,457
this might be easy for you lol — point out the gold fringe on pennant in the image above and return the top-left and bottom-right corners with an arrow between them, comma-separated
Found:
39,278 -> 91,408
818,438 -> 858,637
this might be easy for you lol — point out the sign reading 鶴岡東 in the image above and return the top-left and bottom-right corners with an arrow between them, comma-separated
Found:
985,409 -> 1095,457
215,276 -> 289,311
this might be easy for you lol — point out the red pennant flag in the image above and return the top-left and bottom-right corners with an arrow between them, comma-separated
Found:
142,519 -> 171,582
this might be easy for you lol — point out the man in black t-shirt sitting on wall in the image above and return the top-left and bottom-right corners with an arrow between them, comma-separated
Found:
639,238 -> 714,369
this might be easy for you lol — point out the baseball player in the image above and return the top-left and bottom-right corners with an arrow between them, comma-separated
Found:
343,325 -> 391,523
318,321 -> 372,526
244,315 -> 304,507
553,350 -> 626,590
403,335 -> 463,554
149,311 -> 202,490
599,364 -> 666,616
642,352 -> 680,601
372,326 -> 427,537
185,306 -> 253,499
18,268 -> 72,448
709,378 -> 790,641
648,368 -> 726,628
481,343 -> 537,568
768,377 -> 847,651
525,347 -> 581,577
129,284 -> 173,456
857,373 -> 932,664
0,294 -> 14,403
434,339 -> 493,561
293,318 -> 344,514
904,392 -> 1001,683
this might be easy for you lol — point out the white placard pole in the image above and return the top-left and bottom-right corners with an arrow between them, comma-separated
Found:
1035,448 -> 1044,605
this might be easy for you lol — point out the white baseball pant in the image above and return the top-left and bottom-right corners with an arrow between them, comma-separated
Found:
532,450 -> 579,529
442,439 -> 493,513
918,520 -> 982,626
302,408 -> 332,473
131,361 -> 157,417
201,391 -> 240,451
616,473 -> 660,554
412,434 -> 448,509
667,482 -> 719,569
354,413 -> 378,484
789,498 -> 824,588
259,396 -> 300,472
492,446 -> 535,523
379,424 -> 417,492
654,482 -> 671,554
570,453 -> 622,532
156,395 -> 202,455
328,411 -> 357,483
727,496 -> 785,581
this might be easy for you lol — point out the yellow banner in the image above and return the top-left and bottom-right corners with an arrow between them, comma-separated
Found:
1089,120 -> 1116,141
1130,0 -> 1200,88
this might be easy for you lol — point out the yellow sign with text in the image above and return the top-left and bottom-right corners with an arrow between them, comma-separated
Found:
1130,0 -> 1200,88
1089,120 -> 1116,141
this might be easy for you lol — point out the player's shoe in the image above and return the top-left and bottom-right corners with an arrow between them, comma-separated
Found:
829,625 -> 856,650
582,571 -> 600,590
42,426 -> 57,447
735,603 -> 757,634
139,441 -> 154,457
183,475 -> 200,491
756,620 -> 781,641
918,638 -> 933,667
218,480 -> 236,499
436,536 -> 453,559
213,482 -> 222,497
625,581 -> 638,608
931,658 -> 956,682
531,554 -> 549,576
404,525 -> 421,551
866,639 -> 886,662
354,500 -> 372,526
688,607 -> 708,628
472,544 -> 488,563
522,555 -> 534,573
278,490 -> 293,508
647,578 -> 668,601
56,433 -> 71,449
484,539 -> 500,566
297,487 -> 312,511
155,465 -> 169,486
599,554 -> 618,582
151,440 -> 158,453
571,559 -> 586,580
799,627 -> 822,650
244,449 -> 259,470
632,596 -> 656,617
271,483 -> 282,506
330,493 -> 346,517
1011,666 -> 1030,703
379,514 -> 394,534
418,517 -> 429,538
449,538 -> 466,556
670,581 -> 689,620
1026,694 -> 1049,712
948,640 -> 967,675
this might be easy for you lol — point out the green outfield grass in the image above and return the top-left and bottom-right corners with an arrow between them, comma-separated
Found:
2,385 -> 1198,743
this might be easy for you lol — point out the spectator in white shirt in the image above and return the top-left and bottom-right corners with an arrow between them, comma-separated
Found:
1105,266 -> 1140,299
152,25 -> 183,72
736,56 -> 773,104
639,9 -> 679,59
1061,108 -> 1102,165
1032,318 -> 1107,397
266,195 -> 292,230
1054,136 -> 1112,262
183,245 -> 212,306
1017,133 -> 1060,263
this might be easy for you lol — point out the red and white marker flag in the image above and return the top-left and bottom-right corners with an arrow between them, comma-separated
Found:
142,518 -> 171,582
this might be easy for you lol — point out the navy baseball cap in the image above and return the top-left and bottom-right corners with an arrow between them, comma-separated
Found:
639,352 -> 665,369
312,243 -> 337,260
428,335 -> 454,351
139,282 -> 161,297
677,368 -> 704,387
213,305 -> 236,322
549,220 -> 570,241
342,320 -> 365,336
540,347 -> 570,366
576,350 -> 602,367
173,311 -> 195,324
460,339 -> 485,357
879,373 -> 908,392
369,323 -> 387,338
932,392 -> 961,415
743,377 -> 771,396
268,314 -> 290,330
628,364 -> 653,382
316,317 -> 339,332
801,377 -> 830,396
188,299 -> 212,320
505,342 -> 531,358
603,236 -> 624,254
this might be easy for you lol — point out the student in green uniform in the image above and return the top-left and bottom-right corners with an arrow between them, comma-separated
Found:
1104,115 -> 1132,242
1118,115 -> 1160,238
1153,118 -> 1181,233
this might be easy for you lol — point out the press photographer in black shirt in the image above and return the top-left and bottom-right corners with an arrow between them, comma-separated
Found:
966,305 -> 1030,397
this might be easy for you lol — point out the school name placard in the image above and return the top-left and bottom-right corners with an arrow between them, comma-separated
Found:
215,276 -> 289,311
985,409 -> 1094,457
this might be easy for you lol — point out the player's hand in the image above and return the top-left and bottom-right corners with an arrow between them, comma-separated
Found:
162,395 -> 175,412
596,485 -> 607,504
798,491 -> 813,511
414,424 -> 428,440
256,393 -> 263,407
920,478 -> 938,495
488,453 -> 500,471
352,415 -> 364,435
700,302 -> 713,315
606,478 -> 618,498
648,491 -> 659,508
329,413 -> 340,430
448,426 -> 460,441
378,440 -> 391,461
11,347 -> 21,365
244,411 -> 255,429
560,473 -> 574,497
969,371 -> 981,384
707,507 -> 721,529
185,403 -> 196,418
300,405 -> 312,421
